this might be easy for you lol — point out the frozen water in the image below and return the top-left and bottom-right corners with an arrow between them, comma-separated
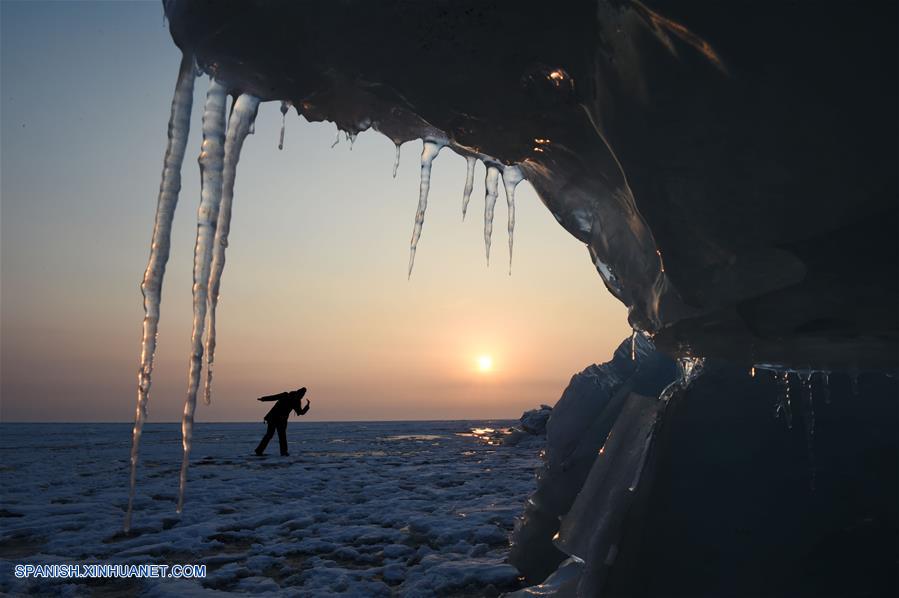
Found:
392,143 -> 401,178
277,101 -> 289,150
407,140 -> 444,278
502,165 -> 524,274
204,93 -> 261,406
775,372 -> 793,429
0,421 -> 542,596
180,78 -> 228,513
483,166 -> 501,266
461,156 -> 476,220
128,54 -> 195,533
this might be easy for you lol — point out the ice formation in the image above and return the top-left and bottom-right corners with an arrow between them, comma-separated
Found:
407,139 -> 444,278
392,143 -> 401,178
461,156 -> 476,220
509,337 -> 712,592
128,58 -> 537,523
799,371 -> 817,490
126,54 -> 195,532
204,93 -> 261,406
277,100 -> 289,150
178,78 -> 229,513
483,166 -> 501,266
509,334 -> 662,581
502,165 -> 524,274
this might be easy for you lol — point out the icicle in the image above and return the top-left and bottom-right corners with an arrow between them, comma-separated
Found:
203,93 -> 260,406
750,366 -> 756,378
630,330 -> 637,361
800,372 -> 816,491
483,166 -> 501,266
331,131 -> 341,148
678,356 -> 705,385
407,140 -> 444,278
658,356 -> 706,402
775,372 -> 793,429
502,165 -> 524,275
392,143 -> 401,178
178,78 -> 228,514
822,372 -> 831,405
278,101 -> 289,150
461,156 -> 476,220
125,54 -> 195,533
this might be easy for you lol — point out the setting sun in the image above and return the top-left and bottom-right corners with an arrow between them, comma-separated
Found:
477,355 -> 494,372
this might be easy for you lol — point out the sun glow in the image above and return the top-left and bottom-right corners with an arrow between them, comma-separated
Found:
477,354 -> 494,373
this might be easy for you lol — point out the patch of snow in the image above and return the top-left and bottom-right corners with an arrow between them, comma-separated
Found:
0,421 -> 542,596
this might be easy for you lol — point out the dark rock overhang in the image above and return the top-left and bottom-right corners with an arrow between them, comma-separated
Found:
164,0 -> 899,370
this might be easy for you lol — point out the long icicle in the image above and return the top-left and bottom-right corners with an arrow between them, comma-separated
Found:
278,101 -> 289,150
125,53 -> 195,533
178,78 -> 228,513
501,165 -> 523,274
203,94 -> 260,406
392,143 -> 401,178
461,156 -> 476,220
407,139 -> 443,278
483,166 -> 500,266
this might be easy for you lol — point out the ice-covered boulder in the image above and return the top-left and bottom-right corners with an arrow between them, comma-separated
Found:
510,361 -> 898,597
520,405 -> 552,436
508,334 -> 677,583
504,405 -> 553,447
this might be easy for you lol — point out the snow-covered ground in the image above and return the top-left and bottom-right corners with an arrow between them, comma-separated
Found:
0,422 -> 543,596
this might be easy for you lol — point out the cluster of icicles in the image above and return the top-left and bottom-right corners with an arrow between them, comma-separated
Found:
125,59 -> 526,530
408,141 -> 524,277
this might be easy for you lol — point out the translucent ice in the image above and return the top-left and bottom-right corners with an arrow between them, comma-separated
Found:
407,140 -> 444,277
392,143 -> 401,178
179,78 -> 228,513
775,372 -> 793,429
204,93 -> 261,406
278,101 -> 289,150
461,156 -> 476,220
126,53 -> 195,532
502,165 -> 524,274
483,166 -> 500,266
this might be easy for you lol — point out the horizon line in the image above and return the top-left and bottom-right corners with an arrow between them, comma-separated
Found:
0,417 -> 521,425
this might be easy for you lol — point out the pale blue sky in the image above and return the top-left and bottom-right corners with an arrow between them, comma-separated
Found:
0,0 -> 630,422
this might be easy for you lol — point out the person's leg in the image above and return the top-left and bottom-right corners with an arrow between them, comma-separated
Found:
255,421 -> 276,455
277,421 -> 289,456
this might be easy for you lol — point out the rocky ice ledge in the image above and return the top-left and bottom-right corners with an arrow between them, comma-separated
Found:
163,0 -> 898,371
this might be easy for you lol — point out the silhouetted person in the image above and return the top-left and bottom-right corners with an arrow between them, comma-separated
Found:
254,387 -> 310,456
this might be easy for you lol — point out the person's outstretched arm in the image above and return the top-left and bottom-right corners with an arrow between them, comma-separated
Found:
298,398 -> 310,415
258,391 -> 289,402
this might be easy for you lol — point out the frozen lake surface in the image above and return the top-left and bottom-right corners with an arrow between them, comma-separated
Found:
0,422 -> 543,596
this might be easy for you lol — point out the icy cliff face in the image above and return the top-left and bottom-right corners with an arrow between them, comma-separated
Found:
161,0 -> 898,370
509,340 -> 898,597
508,334 -> 676,583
